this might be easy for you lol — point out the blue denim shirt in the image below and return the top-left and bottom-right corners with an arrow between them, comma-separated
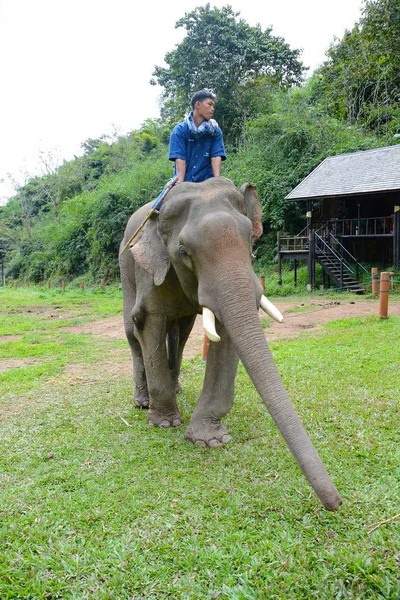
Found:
168,121 -> 226,182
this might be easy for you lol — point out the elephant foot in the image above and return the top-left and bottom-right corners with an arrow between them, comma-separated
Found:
148,407 -> 182,429
134,392 -> 150,409
185,420 -> 231,448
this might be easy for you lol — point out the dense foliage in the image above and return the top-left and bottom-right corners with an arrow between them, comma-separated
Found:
314,0 -> 400,134
1,123 -> 172,282
224,88 -> 387,232
1,0 -> 399,283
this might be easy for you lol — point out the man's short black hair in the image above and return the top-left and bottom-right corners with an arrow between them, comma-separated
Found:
190,90 -> 216,110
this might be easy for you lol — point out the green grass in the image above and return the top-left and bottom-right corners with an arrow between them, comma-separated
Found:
0,284 -> 122,314
0,288 -> 399,598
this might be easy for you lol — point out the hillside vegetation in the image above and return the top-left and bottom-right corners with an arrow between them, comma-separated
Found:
1,0 -> 399,283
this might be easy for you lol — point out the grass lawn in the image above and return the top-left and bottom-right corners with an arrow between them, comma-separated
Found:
0,288 -> 399,599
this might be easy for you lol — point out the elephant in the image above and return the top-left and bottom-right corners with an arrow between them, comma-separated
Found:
119,177 -> 342,511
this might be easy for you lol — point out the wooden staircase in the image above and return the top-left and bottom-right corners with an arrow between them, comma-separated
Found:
314,232 -> 366,293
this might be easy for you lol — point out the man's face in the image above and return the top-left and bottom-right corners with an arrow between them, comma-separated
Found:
195,98 -> 215,121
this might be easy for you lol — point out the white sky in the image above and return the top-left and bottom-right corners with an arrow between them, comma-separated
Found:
0,0 -> 364,203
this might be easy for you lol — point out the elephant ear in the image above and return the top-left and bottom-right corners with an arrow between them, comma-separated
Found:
130,218 -> 170,286
240,183 -> 263,241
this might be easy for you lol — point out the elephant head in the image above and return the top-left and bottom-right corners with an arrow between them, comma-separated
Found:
123,177 -> 342,511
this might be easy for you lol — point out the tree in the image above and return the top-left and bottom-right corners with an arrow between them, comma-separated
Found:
6,171 -> 39,239
316,0 -> 400,134
151,4 -> 306,140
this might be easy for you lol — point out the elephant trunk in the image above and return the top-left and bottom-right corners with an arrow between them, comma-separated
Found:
212,274 -> 342,511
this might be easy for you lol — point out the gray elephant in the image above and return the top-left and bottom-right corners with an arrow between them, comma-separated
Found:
119,177 -> 342,511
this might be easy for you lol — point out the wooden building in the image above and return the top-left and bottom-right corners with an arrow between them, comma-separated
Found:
278,145 -> 400,291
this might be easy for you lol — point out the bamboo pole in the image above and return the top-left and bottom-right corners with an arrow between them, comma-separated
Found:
119,177 -> 178,256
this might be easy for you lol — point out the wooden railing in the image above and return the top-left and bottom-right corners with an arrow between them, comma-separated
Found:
328,216 -> 393,237
279,235 -> 309,252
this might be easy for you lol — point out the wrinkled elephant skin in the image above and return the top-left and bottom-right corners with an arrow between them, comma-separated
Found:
119,177 -> 342,511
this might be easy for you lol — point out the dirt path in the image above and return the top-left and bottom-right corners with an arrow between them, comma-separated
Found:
64,297 -> 400,359
1,296 -> 399,381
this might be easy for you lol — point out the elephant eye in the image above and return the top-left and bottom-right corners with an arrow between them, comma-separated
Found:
178,245 -> 188,256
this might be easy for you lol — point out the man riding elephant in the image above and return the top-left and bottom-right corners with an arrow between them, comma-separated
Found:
170,89 -> 226,183
152,90 -> 226,211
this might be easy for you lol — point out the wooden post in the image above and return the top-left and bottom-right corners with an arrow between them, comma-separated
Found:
101,278 -> 105,290
201,334 -> 210,361
277,232 -> 282,286
307,228 -> 314,292
48,281 -> 51,289
379,272 -> 390,319
81,280 -> 85,291
371,268 -> 379,295
306,202 -> 312,237
294,259 -> 297,287
62,280 -> 65,292
393,206 -> 400,271
340,258 -> 343,292
260,274 -> 265,290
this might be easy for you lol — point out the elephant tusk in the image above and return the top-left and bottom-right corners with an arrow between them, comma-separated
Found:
202,307 -> 221,342
260,295 -> 284,323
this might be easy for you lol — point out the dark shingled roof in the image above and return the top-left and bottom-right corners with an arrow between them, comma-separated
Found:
285,144 -> 400,201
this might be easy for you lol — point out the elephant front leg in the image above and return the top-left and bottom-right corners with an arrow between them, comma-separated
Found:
186,327 -> 239,447
123,312 -> 149,408
137,315 -> 182,429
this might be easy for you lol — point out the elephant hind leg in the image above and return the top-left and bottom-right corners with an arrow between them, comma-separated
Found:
124,309 -> 149,408
130,334 -> 150,409
121,265 -> 149,408
169,315 -> 197,393
137,314 -> 182,428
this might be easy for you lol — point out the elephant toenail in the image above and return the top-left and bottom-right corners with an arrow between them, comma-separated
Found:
134,398 -> 149,409
172,419 -> 182,427
208,439 -> 222,448
159,421 -> 171,428
195,440 -> 207,447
